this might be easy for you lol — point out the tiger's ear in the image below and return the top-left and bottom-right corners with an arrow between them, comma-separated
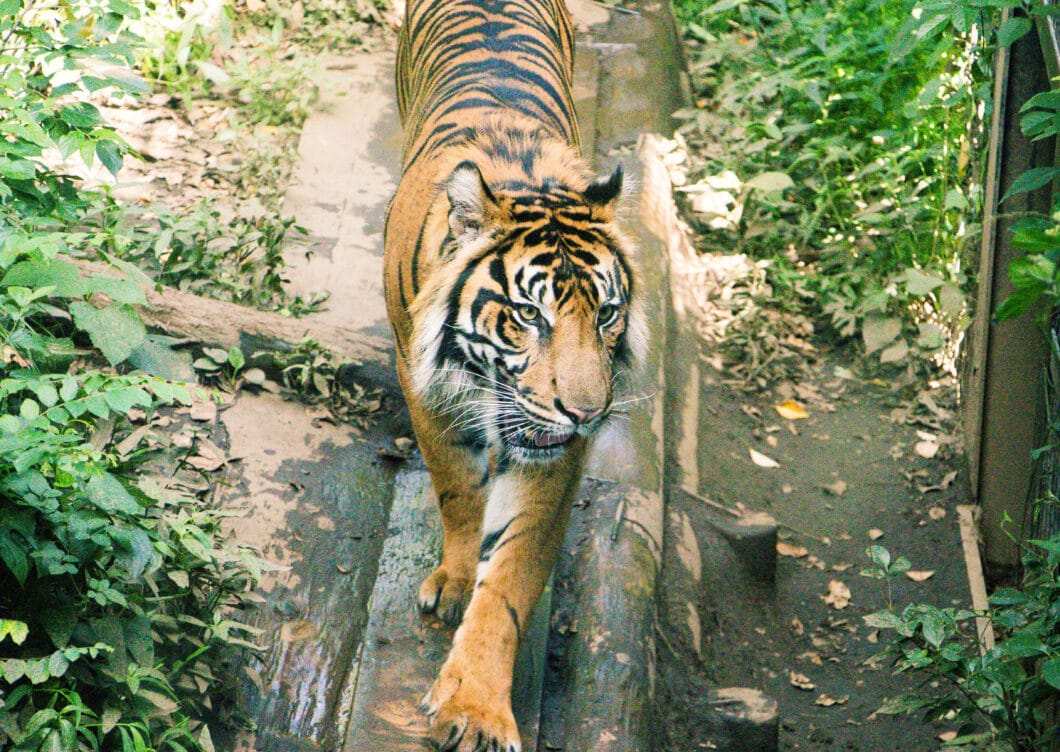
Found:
584,163 -> 624,219
446,161 -> 503,243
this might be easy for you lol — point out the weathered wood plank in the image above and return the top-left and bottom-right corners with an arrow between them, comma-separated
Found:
340,468 -> 551,752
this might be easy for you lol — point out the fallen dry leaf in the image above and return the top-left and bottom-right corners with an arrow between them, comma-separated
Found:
928,506 -> 947,520
749,447 -> 780,468
280,619 -> 316,642
815,694 -> 849,707
777,541 -> 809,558
918,469 -> 958,494
782,484 -> 794,494
868,529 -> 884,540
823,479 -> 847,496
905,570 -> 935,582
789,671 -> 815,691
766,434 -> 778,448
915,440 -> 939,459
797,650 -> 822,665
775,399 -> 809,420
938,731 -> 958,743
790,617 -> 804,636
822,580 -> 851,610
189,396 -> 217,422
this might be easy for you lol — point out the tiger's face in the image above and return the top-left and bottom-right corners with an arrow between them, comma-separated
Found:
411,161 -> 643,463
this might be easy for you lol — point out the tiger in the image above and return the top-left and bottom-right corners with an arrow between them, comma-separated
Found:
383,1 -> 645,749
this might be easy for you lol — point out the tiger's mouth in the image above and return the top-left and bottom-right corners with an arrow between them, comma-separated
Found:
506,425 -> 577,452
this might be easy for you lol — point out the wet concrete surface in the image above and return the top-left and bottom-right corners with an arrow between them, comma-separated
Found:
282,50 -> 401,332
220,393 -> 405,751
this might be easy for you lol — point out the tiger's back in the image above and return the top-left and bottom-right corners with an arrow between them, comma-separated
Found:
385,0 -> 583,350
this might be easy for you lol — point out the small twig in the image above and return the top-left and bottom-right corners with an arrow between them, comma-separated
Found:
652,615 -> 682,660
609,496 -> 627,541
683,487 -> 741,518
778,522 -> 828,544
593,0 -> 641,15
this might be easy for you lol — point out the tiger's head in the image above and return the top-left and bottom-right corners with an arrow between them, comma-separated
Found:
410,160 -> 646,463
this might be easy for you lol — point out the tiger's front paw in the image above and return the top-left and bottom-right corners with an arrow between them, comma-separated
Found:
418,566 -> 472,625
419,668 -> 520,752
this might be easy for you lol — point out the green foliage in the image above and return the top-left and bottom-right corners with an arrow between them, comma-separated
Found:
93,199 -> 319,314
0,362 -> 266,752
995,85 -> 1060,323
270,338 -> 382,428
0,0 -> 143,219
672,0 -> 996,369
862,537 -> 1060,751
0,3 -> 272,751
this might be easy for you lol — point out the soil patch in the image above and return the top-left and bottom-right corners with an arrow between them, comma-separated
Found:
654,351 -> 971,751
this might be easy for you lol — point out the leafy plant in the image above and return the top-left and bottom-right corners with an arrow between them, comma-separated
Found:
0,3 -> 271,751
0,0 -> 143,220
671,0 -> 998,372
863,538 -> 1060,751
270,338 -> 381,428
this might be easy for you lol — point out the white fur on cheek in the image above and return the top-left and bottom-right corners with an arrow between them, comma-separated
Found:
410,299 -> 450,398
626,296 -> 649,370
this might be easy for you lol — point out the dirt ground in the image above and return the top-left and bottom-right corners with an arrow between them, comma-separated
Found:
653,348 -> 972,752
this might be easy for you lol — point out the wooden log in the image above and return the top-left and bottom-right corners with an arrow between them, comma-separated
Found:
74,259 -> 391,364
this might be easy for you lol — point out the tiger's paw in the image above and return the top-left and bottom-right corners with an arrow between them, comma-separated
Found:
418,566 -> 472,625
418,671 -> 520,752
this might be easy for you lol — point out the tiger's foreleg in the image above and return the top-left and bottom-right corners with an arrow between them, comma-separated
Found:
406,391 -> 490,626
420,442 -> 587,752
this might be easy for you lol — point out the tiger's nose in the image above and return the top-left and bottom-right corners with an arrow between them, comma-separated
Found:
563,404 -> 606,425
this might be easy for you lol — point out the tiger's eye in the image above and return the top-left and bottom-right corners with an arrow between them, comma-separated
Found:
515,304 -> 540,325
598,303 -> 620,326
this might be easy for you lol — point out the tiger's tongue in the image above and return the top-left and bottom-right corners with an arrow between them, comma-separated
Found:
533,429 -> 574,448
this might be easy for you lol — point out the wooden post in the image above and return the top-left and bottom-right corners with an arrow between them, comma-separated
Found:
962,14 -> 1054,569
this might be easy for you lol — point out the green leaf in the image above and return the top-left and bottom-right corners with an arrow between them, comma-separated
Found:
998,631 -> 1047,659
1,658 -> 26,683
101,706 -> 122,735
744,171 -> 794,192
69,301 -> 147,365
85,473 -> 140,515
996,16 -> 1032,47
862,316 -> 901,354
1001,167 -> 1060,202
0,157 -> 37,180
995,282 -> 1046,322
95,139 -> 123,177
84,274 -> 147,305
0,619 -> 28,645
59,103 -> 104,129
1042,657 -> 1060,689
227,347 -> 245,370
24,657 -> 50,684
876,693 -> 927,715
102,385 -> 152,414
902,268 -> 945,296
40,606 -> 76,649
862,610 -> 902,630
59,375 -> 79,402
46,650 -> 69,678
0,533 -> 29,585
